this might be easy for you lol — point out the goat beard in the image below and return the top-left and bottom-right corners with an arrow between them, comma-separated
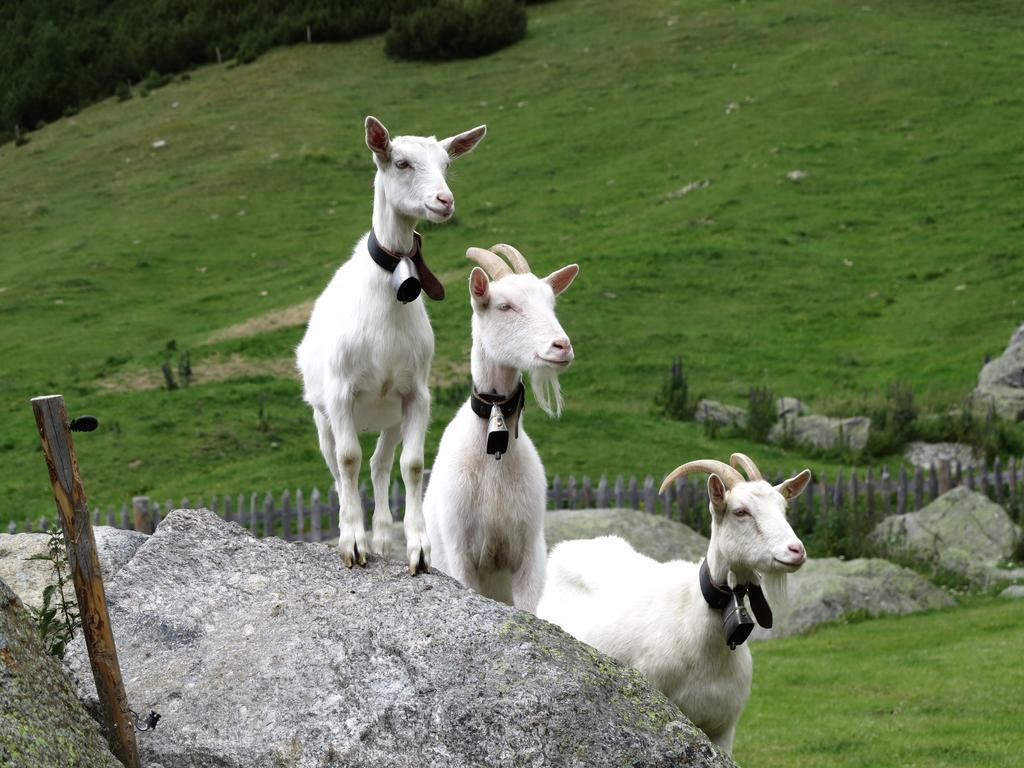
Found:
528,367 -> 564,418
756,570 -> 789,610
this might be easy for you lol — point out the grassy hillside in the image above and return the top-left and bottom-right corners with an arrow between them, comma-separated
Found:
2,0 -> 1023,527
738,597 -> 1024,767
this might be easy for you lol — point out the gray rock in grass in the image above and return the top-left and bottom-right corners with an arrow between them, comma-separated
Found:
972,321 -> 1024,421
768,414 -> 871,453
870,487 -> 1022,586
752,557 -> 955,639
694,399 -> 748,429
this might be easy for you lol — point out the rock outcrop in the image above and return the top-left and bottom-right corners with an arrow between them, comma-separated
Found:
546,508 -> 708,563
752,557 -> 955,639
871,487 -> 1023,586
0,579 -> 121,768
0,527 -> 148,610
67,509 -> 735,768
972,321 -> 1024,421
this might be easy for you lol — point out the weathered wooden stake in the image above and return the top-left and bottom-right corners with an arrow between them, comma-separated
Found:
31,395 -> 141,768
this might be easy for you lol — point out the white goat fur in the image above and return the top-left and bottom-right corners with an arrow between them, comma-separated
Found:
296,116 -> 485,573
536,458 -> 810,754
424,247 -> 579,611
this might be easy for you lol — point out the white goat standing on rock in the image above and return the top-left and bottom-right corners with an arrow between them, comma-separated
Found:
424,244 -> 579,611
537,453 -> 810,755
296,116 -> 485,574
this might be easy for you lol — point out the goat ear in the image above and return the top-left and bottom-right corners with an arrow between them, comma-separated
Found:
469,267 -> 490,307
442,125 -> 487,160
365,116 -> 391,161
544,264 -> 579,296
708,474 -> 727,516
776,469 -> 812,500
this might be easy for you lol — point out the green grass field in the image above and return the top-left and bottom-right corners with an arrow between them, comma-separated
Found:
2,0 -> 1023,527
738,597 -> 1024,767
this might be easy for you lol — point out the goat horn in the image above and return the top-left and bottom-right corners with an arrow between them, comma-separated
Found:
466,246 -> 512,279
730,453 -> 763,482
490,243 -> 531,274
659,460 -> 745,494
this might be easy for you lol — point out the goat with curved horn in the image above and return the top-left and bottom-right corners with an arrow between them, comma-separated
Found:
466,246 -> 512,279
730,452 -> 763,482
659,459 -> 744,494
490,243 -> 531,274
539,451 -> 811,755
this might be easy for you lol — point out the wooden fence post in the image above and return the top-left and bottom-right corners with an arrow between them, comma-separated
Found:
937,460 -> 952,496
994,457 -> 1004,505
131,496 -> 153,535
31,395 -> 141,768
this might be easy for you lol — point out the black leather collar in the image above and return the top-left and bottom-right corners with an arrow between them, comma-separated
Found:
368,229 -> 417,273
367,230 -> 445,301
699,558 -> 773,629
470,381 -> 526,438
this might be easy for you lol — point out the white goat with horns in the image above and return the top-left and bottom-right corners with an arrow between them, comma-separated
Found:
424,243 -> 579,611
296,115 -> 486,574
537,453 -> 810,754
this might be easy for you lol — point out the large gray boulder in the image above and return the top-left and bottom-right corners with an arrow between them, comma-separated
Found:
0,527 -> 148,610
972,321 -> 1024,421
546,508 -> 709,563
0,579 -> 121,768
68,509 -> 735,768
871,487 -> 1022,586
752,558 -> 955,639
768,414 -> 871,452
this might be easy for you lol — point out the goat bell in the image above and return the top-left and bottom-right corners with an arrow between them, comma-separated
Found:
723,591 -> 756,650
486,404 -> 510,459
391,257 -> 421,303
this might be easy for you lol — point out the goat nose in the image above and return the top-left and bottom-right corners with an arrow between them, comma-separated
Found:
436,192 -> 453,208
788,541 -> 807,562
551,337 -> 571,352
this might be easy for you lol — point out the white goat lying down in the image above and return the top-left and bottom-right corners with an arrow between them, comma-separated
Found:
537,453 -> 810,755
296,115 -> 485,574
424,244 -> 579,612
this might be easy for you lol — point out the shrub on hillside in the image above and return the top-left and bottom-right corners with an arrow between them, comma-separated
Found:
115,81 -> 132,102
863,380 -> 918,457
385,0 -> 527,61
746,385 -> 777,442
654,357 -> 691,421
143,70 -> 174,91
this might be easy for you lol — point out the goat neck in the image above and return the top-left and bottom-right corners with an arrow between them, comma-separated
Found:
372,176 -> 418,254
471,336 -> 524,432
703,533 -> 733,587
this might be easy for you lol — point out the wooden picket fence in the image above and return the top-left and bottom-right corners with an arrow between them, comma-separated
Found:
9,456 -> 1024,540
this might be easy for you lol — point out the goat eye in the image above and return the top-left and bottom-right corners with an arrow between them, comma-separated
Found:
497,303 -> 512,311
395,159 -> 410,170
733,508 -> 749,518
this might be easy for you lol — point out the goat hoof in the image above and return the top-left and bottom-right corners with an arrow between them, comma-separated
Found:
408,550 -> 429,576
341,552 -> 354,569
